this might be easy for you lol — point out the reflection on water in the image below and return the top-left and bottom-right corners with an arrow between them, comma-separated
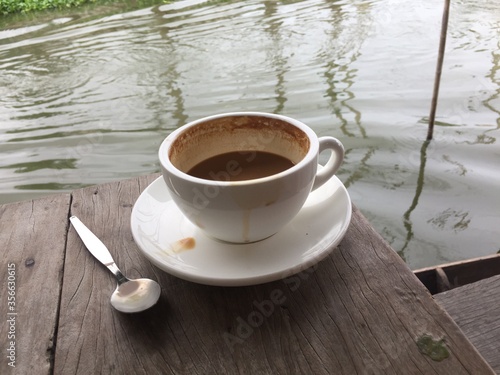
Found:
0,0 -> 499,269
400,140 -> 430,255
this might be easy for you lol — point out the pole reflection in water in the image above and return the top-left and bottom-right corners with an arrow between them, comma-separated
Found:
399,139 -> 430,259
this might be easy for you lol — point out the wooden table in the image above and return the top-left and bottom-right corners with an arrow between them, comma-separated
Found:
0,174 -> 495,374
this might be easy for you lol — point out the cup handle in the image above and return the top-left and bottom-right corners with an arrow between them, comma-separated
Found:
311,137 -> 345,191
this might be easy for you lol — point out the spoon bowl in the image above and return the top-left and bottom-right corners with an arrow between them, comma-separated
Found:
111,278 -> 161,313
70,216 -> 161,313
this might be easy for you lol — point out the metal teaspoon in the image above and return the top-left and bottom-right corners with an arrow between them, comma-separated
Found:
70,216 -> 161,313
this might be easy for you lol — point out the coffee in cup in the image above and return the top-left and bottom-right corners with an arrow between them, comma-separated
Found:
159,112 -> 344,243
187,151 -> 294,181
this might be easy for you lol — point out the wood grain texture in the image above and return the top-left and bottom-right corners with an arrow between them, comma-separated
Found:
435,275 -> 500,374
0,194 -> 71,374
54,174 -> 161,375
52,175 -> 494,374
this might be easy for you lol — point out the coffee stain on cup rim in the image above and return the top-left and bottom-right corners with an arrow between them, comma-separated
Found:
168,114 -> 310,173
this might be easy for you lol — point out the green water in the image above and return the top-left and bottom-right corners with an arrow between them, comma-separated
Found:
1,0 -> 499,269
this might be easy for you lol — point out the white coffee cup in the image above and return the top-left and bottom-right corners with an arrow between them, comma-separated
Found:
159,112 -> 344,243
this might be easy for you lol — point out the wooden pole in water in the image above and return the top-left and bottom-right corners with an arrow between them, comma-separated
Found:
427,0 -> 451,141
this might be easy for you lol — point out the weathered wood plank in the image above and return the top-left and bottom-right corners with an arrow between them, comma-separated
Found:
435,275 -> 500,374
415,253 -> 500,294
0,194 -> 71,374
53,174 -> 494,374
54,174 -> 162,375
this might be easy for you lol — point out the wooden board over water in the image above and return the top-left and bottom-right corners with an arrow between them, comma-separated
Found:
414,253 -> 500,294
435,275 -> 500,374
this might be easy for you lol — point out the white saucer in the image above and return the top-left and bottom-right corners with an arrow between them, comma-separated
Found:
131,175 -> 352,286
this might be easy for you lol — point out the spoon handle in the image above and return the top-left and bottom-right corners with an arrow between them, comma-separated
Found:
70,216 -> 127,283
